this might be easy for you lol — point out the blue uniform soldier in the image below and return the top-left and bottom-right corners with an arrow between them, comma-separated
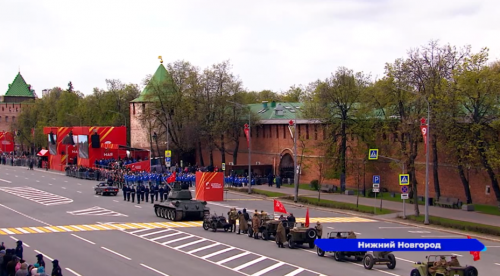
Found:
126,185 -> 131,201
122,185 -> 128,201
144,185 -> 149,202
159,186 -> 164,202
136,185 -> 141,204
130,186 -> 136,203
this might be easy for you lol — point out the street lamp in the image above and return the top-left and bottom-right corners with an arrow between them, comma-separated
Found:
289,119 -> 298,203
66,113 -> 82,126
227,100 -> 252,194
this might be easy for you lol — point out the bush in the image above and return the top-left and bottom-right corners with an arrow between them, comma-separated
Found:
310,180 -> 320,191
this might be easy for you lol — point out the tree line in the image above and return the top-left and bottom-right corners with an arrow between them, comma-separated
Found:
15,40 -> 500,212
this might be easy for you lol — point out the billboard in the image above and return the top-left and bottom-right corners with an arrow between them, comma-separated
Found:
48,134 -> 57,155
77,135 -> 88,159
195,172 -> 224,201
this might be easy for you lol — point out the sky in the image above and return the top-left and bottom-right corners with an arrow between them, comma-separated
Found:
1,0 -> 499,96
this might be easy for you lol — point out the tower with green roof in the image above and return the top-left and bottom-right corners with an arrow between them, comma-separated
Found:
1,72 -> 36,132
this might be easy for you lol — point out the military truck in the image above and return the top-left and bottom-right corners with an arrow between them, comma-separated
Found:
410,255 -> 478,276
317,231 -> 366,261
287,222 -> 317,249
247,213 -> 273,238
154,182 -> 210,221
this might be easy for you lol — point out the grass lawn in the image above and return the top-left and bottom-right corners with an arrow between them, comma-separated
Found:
473,204 -> 500,216
282,195 -> 396,215
405,215 -> 500,236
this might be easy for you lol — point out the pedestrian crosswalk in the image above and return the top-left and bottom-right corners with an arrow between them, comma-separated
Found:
67,206 -> 128,217
124,227 -> 327,276
0,186 -> 73,206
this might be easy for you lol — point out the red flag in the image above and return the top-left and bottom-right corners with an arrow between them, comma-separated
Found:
244,124 -> 250,148
273,199 -> 287,214
167,172 -> 176,184
467,236 -> 481,261
305,208 -> 310,227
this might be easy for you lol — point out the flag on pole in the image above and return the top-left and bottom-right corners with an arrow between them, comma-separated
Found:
273,199 -> 287,214
305,208 -> 310,227
467,236 -> 481,261
244,124 -> 250,148
167,172 -> 176,184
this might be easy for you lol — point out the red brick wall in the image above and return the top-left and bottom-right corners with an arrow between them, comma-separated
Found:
198,123 -> 497,205
0,103 -> 23,132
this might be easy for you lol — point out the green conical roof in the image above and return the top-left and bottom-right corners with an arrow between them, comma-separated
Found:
4,72 -> 35,97
131,64 -> 176,102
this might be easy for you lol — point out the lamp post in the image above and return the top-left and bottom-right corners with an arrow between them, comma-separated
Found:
423,100 -> 430,225
227,100 -> 252,194
289,119 -> 298,203
148,107 -> 170,170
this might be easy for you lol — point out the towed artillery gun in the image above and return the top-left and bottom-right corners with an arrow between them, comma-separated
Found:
363,251 -> 396,270
411,255 -> 478,276
154,182 -> 210,221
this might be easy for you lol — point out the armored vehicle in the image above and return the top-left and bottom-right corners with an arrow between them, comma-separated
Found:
411,255 -> 478,276
287,222 -> 317,249
317,231 -> 366,261
203,213 -> 232,232
154,182 -> 210,221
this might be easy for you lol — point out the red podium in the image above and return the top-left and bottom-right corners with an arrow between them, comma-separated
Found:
195,172 -> 224,201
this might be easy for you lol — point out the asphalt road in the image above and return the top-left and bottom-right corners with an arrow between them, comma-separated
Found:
0,165 -> 499,276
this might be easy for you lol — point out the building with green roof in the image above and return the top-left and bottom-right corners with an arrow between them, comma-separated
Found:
1,72 -> 36,132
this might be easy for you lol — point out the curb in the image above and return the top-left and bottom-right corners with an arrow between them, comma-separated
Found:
227,189 -> 500,242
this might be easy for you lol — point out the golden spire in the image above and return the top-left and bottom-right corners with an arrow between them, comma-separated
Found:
158,56 -> 163,64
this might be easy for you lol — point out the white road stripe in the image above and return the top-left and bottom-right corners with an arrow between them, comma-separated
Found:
216,252 -> 250,264
30,227 -> 44,233
57,226 -> 73,232
187,243 -> 219,254
161,235 -> 193,245
233,256 -> 266,271
65,268 -> 82,276
284,268 -> 304,276
15,228 -> 30,234
83,225 -> 100,231
140,229 -> 171,237
129,228 -> 153,235
44,227 -> 59,232
71,234 -> 96,244
251,262 -> 284,276
151,232 -> 181,241
101,247 -> 131,260
494,263 -> 500,266
174,239 -> 206,249
70,225 -> 88,231
140,264 -> 170,276
0,179 -> 12,183
379,226 -> 416,229
1,228 -> 15,235
9,236 -> 31,247
77,191 -> 82,193
34,250 -> 53,261
201,247 -> 235,259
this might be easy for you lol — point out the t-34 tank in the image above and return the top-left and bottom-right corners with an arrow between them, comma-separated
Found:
154,182 -> 210,221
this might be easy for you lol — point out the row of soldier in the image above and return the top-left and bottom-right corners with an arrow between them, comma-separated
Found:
122,183 -> 172,204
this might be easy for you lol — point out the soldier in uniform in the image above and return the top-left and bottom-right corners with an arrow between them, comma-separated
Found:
315,221 -> 323,239
429,256 -> 448,274
237,211 -> 248,235
159,186 -> 165,202
227,208 -> 238,232
122,185 -> 128,201
164,184 -> 170,201
130,185 -> 136,203
144,185 -> 150,202
447,255 -> 460,267
136,185 -> 141,204
251,213 -> 260,239
347,231 -> 357,239
150,185 -> 156,203
153,185 -> 159,202
126,185 -> 131,202
276,221 -> 286,248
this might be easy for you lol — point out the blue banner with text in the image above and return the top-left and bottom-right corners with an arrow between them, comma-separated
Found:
314,239 -> 486,252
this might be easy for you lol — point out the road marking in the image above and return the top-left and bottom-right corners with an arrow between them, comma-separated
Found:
174,238 -> 206,249
34,250 -> 53,261
421,235 -> 462,238
151,233 -> 181,241
408,231 -> 431,233
379,226 -> 416,229
15,228 -> 30,234
48,183 -> 53,185
201,247 -> 235,259
77,191 -> 82,193
52,178 -> 56,180
0,203 -> 51,226
9,236 -> 30,247
141,229 -> 171,237
0,186 -> 73,206
135,205 -> 142,208
187,243 -> 220,254
494,263 -> 500,266
348,262 -> 400,276
140,264 -> 170,276
216,252 -> 250,264
234,256 -> 267,271
71,234 -> 96,244
113,200 -> 119,202
396,257 -> 414,263
252,262 -> 285,276
62,187 -> 66,189
15,175 -> 18,177
77,183 -> 82,185
101,246 -> 132,260
64,180 -> 68,183
0,179 -> 12,183
284,268 -> 304,276
162,235 -> 193,245
1,228 -> 16,235
65,268 -> 82,276
67,206 -> 128,217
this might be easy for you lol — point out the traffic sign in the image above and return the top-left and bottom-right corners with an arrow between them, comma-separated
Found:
165,156 -> 172,167
399,174 -> 410,185
372,175 -> 380,184
368,149 -> 378,160
401,194 -> 409,200
373,188 -> 380,193
222,163 -> 226,171
372,184 -> 380,189
401,185 -> 408,193
165,150 -> 171,158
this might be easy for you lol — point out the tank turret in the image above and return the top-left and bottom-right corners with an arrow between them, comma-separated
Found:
154,181 -> 210,221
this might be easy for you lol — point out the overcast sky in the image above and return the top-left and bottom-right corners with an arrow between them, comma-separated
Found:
1,0 -> 498,96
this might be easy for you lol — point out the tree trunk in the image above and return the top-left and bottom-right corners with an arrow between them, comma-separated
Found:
232,138 -> 239,165
209,149 -> 214,167
431,134 -> 441,199
340,119 -> 347,191
457,162 -> 472,204
409,134 -> 420,216
220,134 -> 226,164
149,131 -> 155,158
197,140 -> 205,167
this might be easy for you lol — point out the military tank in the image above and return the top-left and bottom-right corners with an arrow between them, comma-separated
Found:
154,182 -> 210,221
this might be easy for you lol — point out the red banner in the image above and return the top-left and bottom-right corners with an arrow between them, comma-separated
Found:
167,172 -> 176,183
244,124 -> 250,148
125,160 -> 151,172
195,172 -> 224,201
467,236 -> 481,261
274,199 -> 287,214
420,125 -> 427,150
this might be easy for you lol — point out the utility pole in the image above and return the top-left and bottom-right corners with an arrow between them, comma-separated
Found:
424,101 -> 430,225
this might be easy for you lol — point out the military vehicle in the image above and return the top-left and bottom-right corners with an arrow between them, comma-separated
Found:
410,255 -> 478,276
247,213 -> 277,239
94,182 -> 119,196
363,251 -> 396,270
287,222 -> 317,249
202,213 -> 232,232
317,231 -> 366,261
154,182 -> 209,221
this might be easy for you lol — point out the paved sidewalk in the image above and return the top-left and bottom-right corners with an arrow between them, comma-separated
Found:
251,184 -> 500,228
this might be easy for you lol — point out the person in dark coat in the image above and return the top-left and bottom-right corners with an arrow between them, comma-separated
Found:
35,254 -> 45,268
126,185 -> 131,201
1,249 -> 13,275
144,185 -> 149,202
150,185 -> 155,203
6,256 -> 18,276
153,185 -> 159,201
130,186 -> 136,203
51,260 -> 62,276
159,186 -> 164,202
122,185 -> 128,201
136,186 -> 141,204
287,213 -> 296,223
14,241 -> 22,260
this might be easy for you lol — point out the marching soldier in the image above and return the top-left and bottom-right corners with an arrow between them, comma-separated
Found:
126,185 -> 131,202
136,185 -> 141,204
228,208 -> 238,232
130,185 -> 136,203
151,185 -> 156,203
164,184 -> 170,201
159,186 -> 165,202
140,184 -> 145,201
144,185 -> 150,202
122,185 -> 128,201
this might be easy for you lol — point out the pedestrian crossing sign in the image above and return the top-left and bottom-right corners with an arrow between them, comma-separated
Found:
399,174 -> 410,185
368,149 -> 378,160
222,163 -> 226,171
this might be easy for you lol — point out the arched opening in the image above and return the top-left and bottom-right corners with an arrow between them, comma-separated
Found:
279,153 -> 295,181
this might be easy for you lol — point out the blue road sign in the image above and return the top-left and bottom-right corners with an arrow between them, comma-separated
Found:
166,157 -> 171,162
399,174 -> 410,185
368,149 -> 379,160
401,186 -> 408,193
373,175 -> 380,184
